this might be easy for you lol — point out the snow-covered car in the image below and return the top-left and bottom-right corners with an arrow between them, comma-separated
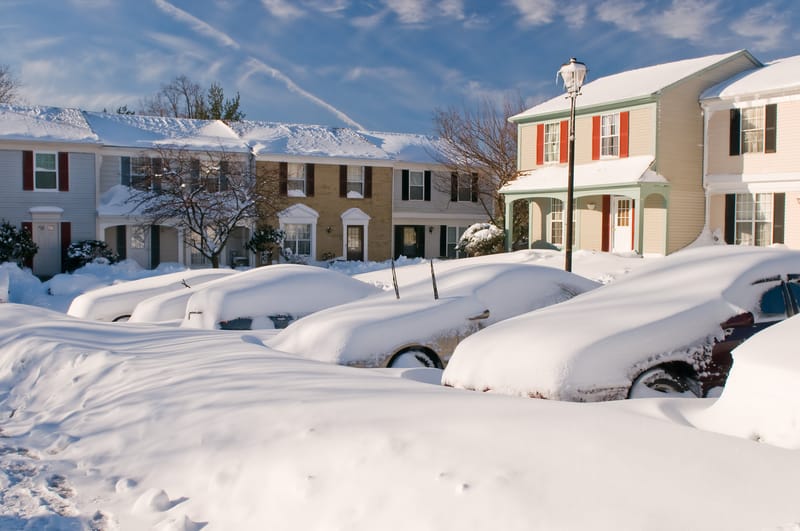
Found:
268,260 -> 600,369
181,264 -> 383,330
442,245 -> 800,401
66,268 -> 238,322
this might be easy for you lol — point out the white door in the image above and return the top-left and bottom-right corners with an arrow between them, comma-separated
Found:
34,222 -> 60,277
612,198 -> 633,252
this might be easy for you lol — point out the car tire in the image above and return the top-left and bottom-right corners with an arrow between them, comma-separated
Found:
388,349 -> 442,369
628,367 -> 698,398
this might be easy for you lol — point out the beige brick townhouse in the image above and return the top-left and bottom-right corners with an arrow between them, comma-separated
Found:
504,50 -> 760,256
701,54 -> 800,248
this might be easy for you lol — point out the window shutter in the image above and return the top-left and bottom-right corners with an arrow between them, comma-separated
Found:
601,195 -> 610,252
619,111 -> 630,158
60,222 -> 71,272
150,225 -> 160,268
21,222 -> 33,269
152,158 -> 163,191
279,162 -> 288,195
729,109 -> 741,156
592,116 -> 601,160
364,166 -> 372,198
401,170 -> 409,201
394,225 -> 404,258
424,170 -> 431,201
415,225 -> 426,255
471,173 -> 479,202
724,194 -> 736,243
339,165 -> 347,197
765,103 -> 777,153
559,120 -> 568,163
116,225 -> 127,260
439,225 -> 447,257
219,161 -> 229,191
536,124 -> 544,165
23,151 -> 34,190
306,163 -> 315,196
121,157 -> 131,186
450,173 -> 458,201
58,152 -> 69,191
773,192 -> 785,244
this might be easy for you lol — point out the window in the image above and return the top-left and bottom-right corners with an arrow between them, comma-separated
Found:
550,199 -> 564,246
409,170 -> 424,200
130,226 -> 146,249
347,166 -> 364,197
543,122 -> 560,163
741,107 -> 765,154
34,152 -> 57,190
600,113 -> 619,157
457,175 -> 473,202
131,157 -> 153,190
735,193 -> 773,246
287,163 -> 306,196
283,223 -> 311,256
446,226 -> 469,258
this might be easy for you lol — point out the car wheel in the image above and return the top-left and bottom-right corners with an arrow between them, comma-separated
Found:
388,350 -> 442,369
628,367 -> 698,399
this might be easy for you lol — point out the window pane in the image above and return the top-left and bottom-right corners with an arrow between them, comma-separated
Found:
409,171 -> 424,200
544,123 -> 559,163
741,107 -> 765,153
35,153 -> 56,170
35,171 -> 57,189
600,113 -> 619,157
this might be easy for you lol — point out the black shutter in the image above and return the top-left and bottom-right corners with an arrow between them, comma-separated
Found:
401,170 -> 409,201
306,163 -> 315,196
394,225 -> 404,259
424,170 -> 431,201
152,158 -> 163,191
765,103 -> 777,153
279,162 -> 288,195
339,165 -> 347,197
58,152 -> 69,191
150,225 -> 160,268
364,166 -> 372,198
121,157 -> 131,186
60,222 -> 71,272
471,173 -> 478,202
773,193 -> 785,244
450,173 -> 458,201
439,225 -> 447,257
116,225 -> 127,260
415,225 -> 426,257
219,161 -> 229,191
729,109 -> 741,156
724,194 -> 736,244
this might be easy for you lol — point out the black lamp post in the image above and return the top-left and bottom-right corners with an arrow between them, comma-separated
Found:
558,57 -> 587,272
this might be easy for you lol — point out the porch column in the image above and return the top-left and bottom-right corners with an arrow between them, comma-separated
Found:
504,196 -> 514,251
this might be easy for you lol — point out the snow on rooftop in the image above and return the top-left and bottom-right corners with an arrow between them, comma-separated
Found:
82,111 -> 249,152
513,51 -> 750,119
502,155 -> 663,193
0,104 -> 99,143
360,130 -> 445,165
701,54 -> 800,100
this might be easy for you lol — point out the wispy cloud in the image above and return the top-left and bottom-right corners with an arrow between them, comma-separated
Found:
508,0 -> 558,26
343,66 -> 408,83
439,0 -> 465,20
596,0 -> 719,43
260,0 -> 305,20
731,3 -> 788,52
382,0 -> 429,24
153,0 -> 240,49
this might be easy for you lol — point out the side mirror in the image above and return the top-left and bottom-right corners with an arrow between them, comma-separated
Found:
468,309 -> 490,321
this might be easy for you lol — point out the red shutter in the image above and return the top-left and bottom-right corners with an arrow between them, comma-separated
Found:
61,222 -> 71,272
601,195 -> 610,252
306,163 -> 315,197
559,120 -> 568,163
58,152 -> 70,191
21,222 -> 33,269
279,162 -> 288,195
364,166 -> 372,198
536,124 -> 544,166
619,111 -> 630,158
592,116 -> 601,160
23,151 -> 34,190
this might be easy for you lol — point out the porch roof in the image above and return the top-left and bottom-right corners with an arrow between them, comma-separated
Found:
501,155 -> 664,195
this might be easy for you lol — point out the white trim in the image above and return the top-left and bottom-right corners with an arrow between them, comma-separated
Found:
278,204 -> 319,258
340,208 -> 370,260
705,172 -> 800,194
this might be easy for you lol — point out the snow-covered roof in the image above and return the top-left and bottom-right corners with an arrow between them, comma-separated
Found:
501,155 -> 663,194
82,111 -> 249,152
512,51 -> 756,120
701,54 -> 800,101
0,104 -> 99,144
360,130 -> 445,165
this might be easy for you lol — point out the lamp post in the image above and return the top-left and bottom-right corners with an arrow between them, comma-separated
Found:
558,57 -> 587,272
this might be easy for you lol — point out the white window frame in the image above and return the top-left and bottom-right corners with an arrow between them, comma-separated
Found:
543,122 -> 560,163
549,198 -> 564,246
409,170 -> 424,201
278,204 -> 319,259
741,107 -> 765,154
735,193 -> 773,246
130,226 -> 147,249
347,165 -> 364,198
34,152 -> 58,191
283,223 -> 312,256
287,163 -> 306,197
446,225 -> 470,258
600,113 -> 619,158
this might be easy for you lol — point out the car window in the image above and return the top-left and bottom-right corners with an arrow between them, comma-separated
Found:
759,285 -> 787,317
788,282 -> 800,308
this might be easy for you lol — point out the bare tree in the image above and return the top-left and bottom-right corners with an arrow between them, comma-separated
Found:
126,148 -> 283,267
0,64 -> 20,104
140,76 -> 244,121
431,95 -> 525,229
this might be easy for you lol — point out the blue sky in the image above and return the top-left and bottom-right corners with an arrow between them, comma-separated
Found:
2,0 -> 799,134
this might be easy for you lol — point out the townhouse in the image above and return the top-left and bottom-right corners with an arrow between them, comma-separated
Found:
701,54 -> 800,248
505,50 -> 760,256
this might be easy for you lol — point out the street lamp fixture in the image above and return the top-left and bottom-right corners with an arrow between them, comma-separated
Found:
558,57 -> 587,272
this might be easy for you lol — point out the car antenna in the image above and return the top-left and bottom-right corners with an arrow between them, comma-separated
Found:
430,259 -> 439,300
181,279 -> 191,289
391,258 -> 400,299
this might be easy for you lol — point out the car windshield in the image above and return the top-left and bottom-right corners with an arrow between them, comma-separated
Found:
759,285 -> 786,316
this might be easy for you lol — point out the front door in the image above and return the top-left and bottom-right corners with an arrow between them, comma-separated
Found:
394,225 -> 425,259
33,222 -> 60,277
612,197 -> 633,252
346,225 -> 364,261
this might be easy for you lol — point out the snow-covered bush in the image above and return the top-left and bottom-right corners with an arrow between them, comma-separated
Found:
64,240 -> 119,272
0,220 -> 38,266
246,226 -> 285,265
456,222 -> 505,257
